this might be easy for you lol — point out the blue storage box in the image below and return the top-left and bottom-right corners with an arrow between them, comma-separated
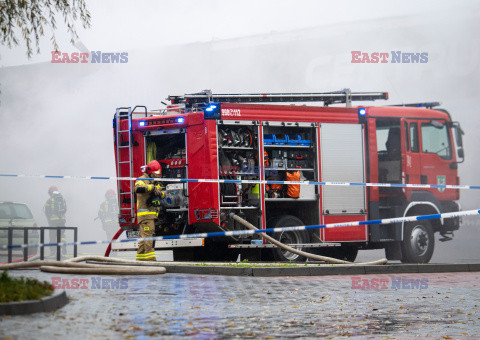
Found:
274,134 -> 288,145
264,134 -> 276,145
287,134 -> 311,146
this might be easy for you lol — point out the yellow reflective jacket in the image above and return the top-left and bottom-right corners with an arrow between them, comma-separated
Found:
44,194 -> 67,224
135,174 -> 165,223
98,199 -> 118,224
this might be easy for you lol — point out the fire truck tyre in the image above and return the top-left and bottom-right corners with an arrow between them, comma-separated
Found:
271,215 -> 310,262
401,220 -> 434,264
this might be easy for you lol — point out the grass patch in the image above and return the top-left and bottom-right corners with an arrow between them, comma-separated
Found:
0,270 -> 53,303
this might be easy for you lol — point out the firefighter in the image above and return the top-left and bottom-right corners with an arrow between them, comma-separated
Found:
135,160 -> 165,261
44,186 -> 67,256
98,189 -> 119,241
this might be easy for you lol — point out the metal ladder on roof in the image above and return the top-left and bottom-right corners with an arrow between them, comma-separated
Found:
168,88 -> 389,108
115,107 -> 135,223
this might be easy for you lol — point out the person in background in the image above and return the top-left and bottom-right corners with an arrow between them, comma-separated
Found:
98,189 -> 119,241
44,186 -> 67,257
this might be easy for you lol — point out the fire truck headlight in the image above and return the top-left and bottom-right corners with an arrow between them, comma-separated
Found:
139,121 -> 145,127
176,117 -> 185,123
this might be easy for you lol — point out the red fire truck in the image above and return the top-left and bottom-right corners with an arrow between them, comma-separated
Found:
112,90 -> 464,263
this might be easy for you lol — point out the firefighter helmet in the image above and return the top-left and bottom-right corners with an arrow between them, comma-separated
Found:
145,160 -> 162,176
105,189 -> 116,199
48,186 -> 58,196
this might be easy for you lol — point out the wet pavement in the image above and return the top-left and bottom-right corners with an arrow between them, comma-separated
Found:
1,270 -> 479,339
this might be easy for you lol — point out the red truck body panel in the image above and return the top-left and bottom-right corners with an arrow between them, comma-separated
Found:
114,99 -> 460,247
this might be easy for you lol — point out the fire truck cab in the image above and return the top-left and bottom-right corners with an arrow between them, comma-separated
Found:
112,90 -> 464,263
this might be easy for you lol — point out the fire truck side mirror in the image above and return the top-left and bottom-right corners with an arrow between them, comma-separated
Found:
457,148 -> 464,159
449,121 -> 465,163
455,127 -> 464,147
455,125 -> 464,163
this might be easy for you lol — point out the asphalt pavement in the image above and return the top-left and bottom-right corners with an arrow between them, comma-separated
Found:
1,270 -> 479,339
1,217 -> 479,338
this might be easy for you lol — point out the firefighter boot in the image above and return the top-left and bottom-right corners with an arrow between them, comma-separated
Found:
136,220 -> 156,261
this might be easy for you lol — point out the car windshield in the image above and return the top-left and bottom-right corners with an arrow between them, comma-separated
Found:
0,203 -> 33,219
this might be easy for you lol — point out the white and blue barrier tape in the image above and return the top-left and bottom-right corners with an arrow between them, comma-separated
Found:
1,209 -> 479,250
1,173 -> 479,191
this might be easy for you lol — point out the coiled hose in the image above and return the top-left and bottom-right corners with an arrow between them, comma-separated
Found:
0,256 -> 166,275
230,213 -> 388,265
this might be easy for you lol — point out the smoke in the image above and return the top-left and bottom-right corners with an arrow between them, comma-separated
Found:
0,2 -> 479,260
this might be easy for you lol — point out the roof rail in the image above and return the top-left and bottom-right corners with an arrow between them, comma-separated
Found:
390,102 -> 441,109
168,89 -> 389,107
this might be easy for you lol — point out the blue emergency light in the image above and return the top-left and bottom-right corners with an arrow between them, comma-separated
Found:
176,117 -> 185,123
358,107 -> 367,123
139,121 -> 145,127
204,102 -> 221,119
205,104 -> 217,112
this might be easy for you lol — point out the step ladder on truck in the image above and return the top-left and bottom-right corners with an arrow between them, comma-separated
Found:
110,89 -> 464,263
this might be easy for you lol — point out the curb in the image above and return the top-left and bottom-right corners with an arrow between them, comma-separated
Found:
0,290 -> 68,316
159,263 -> 480,277
84,260 -> 480,277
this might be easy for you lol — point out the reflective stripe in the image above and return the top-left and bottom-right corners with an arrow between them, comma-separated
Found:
49,217 -> 65,221
136,257 -> 156,261
137,211 -> 157,216
136,252 -> 156,259
137,252 -> 155,257
136,180 -> 154,192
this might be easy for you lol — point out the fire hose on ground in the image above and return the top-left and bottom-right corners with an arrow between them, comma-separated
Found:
229,213 -> 388,265
0,256 -> 166,275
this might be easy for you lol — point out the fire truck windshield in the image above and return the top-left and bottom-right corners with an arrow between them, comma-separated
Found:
421,123 -> 452,160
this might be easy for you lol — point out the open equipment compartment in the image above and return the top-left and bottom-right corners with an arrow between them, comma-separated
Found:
262,121 -> 319,230
144,129 -> 189,235
217,120 -> 261,237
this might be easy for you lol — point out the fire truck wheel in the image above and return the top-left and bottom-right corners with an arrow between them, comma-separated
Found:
401,220 -> 435,263
271,215 -> 310,262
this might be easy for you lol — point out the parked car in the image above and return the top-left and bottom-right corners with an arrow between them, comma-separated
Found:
0,201 -> 40,259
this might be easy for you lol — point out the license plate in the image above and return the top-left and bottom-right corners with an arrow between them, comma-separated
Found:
126,230 -> 140,239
